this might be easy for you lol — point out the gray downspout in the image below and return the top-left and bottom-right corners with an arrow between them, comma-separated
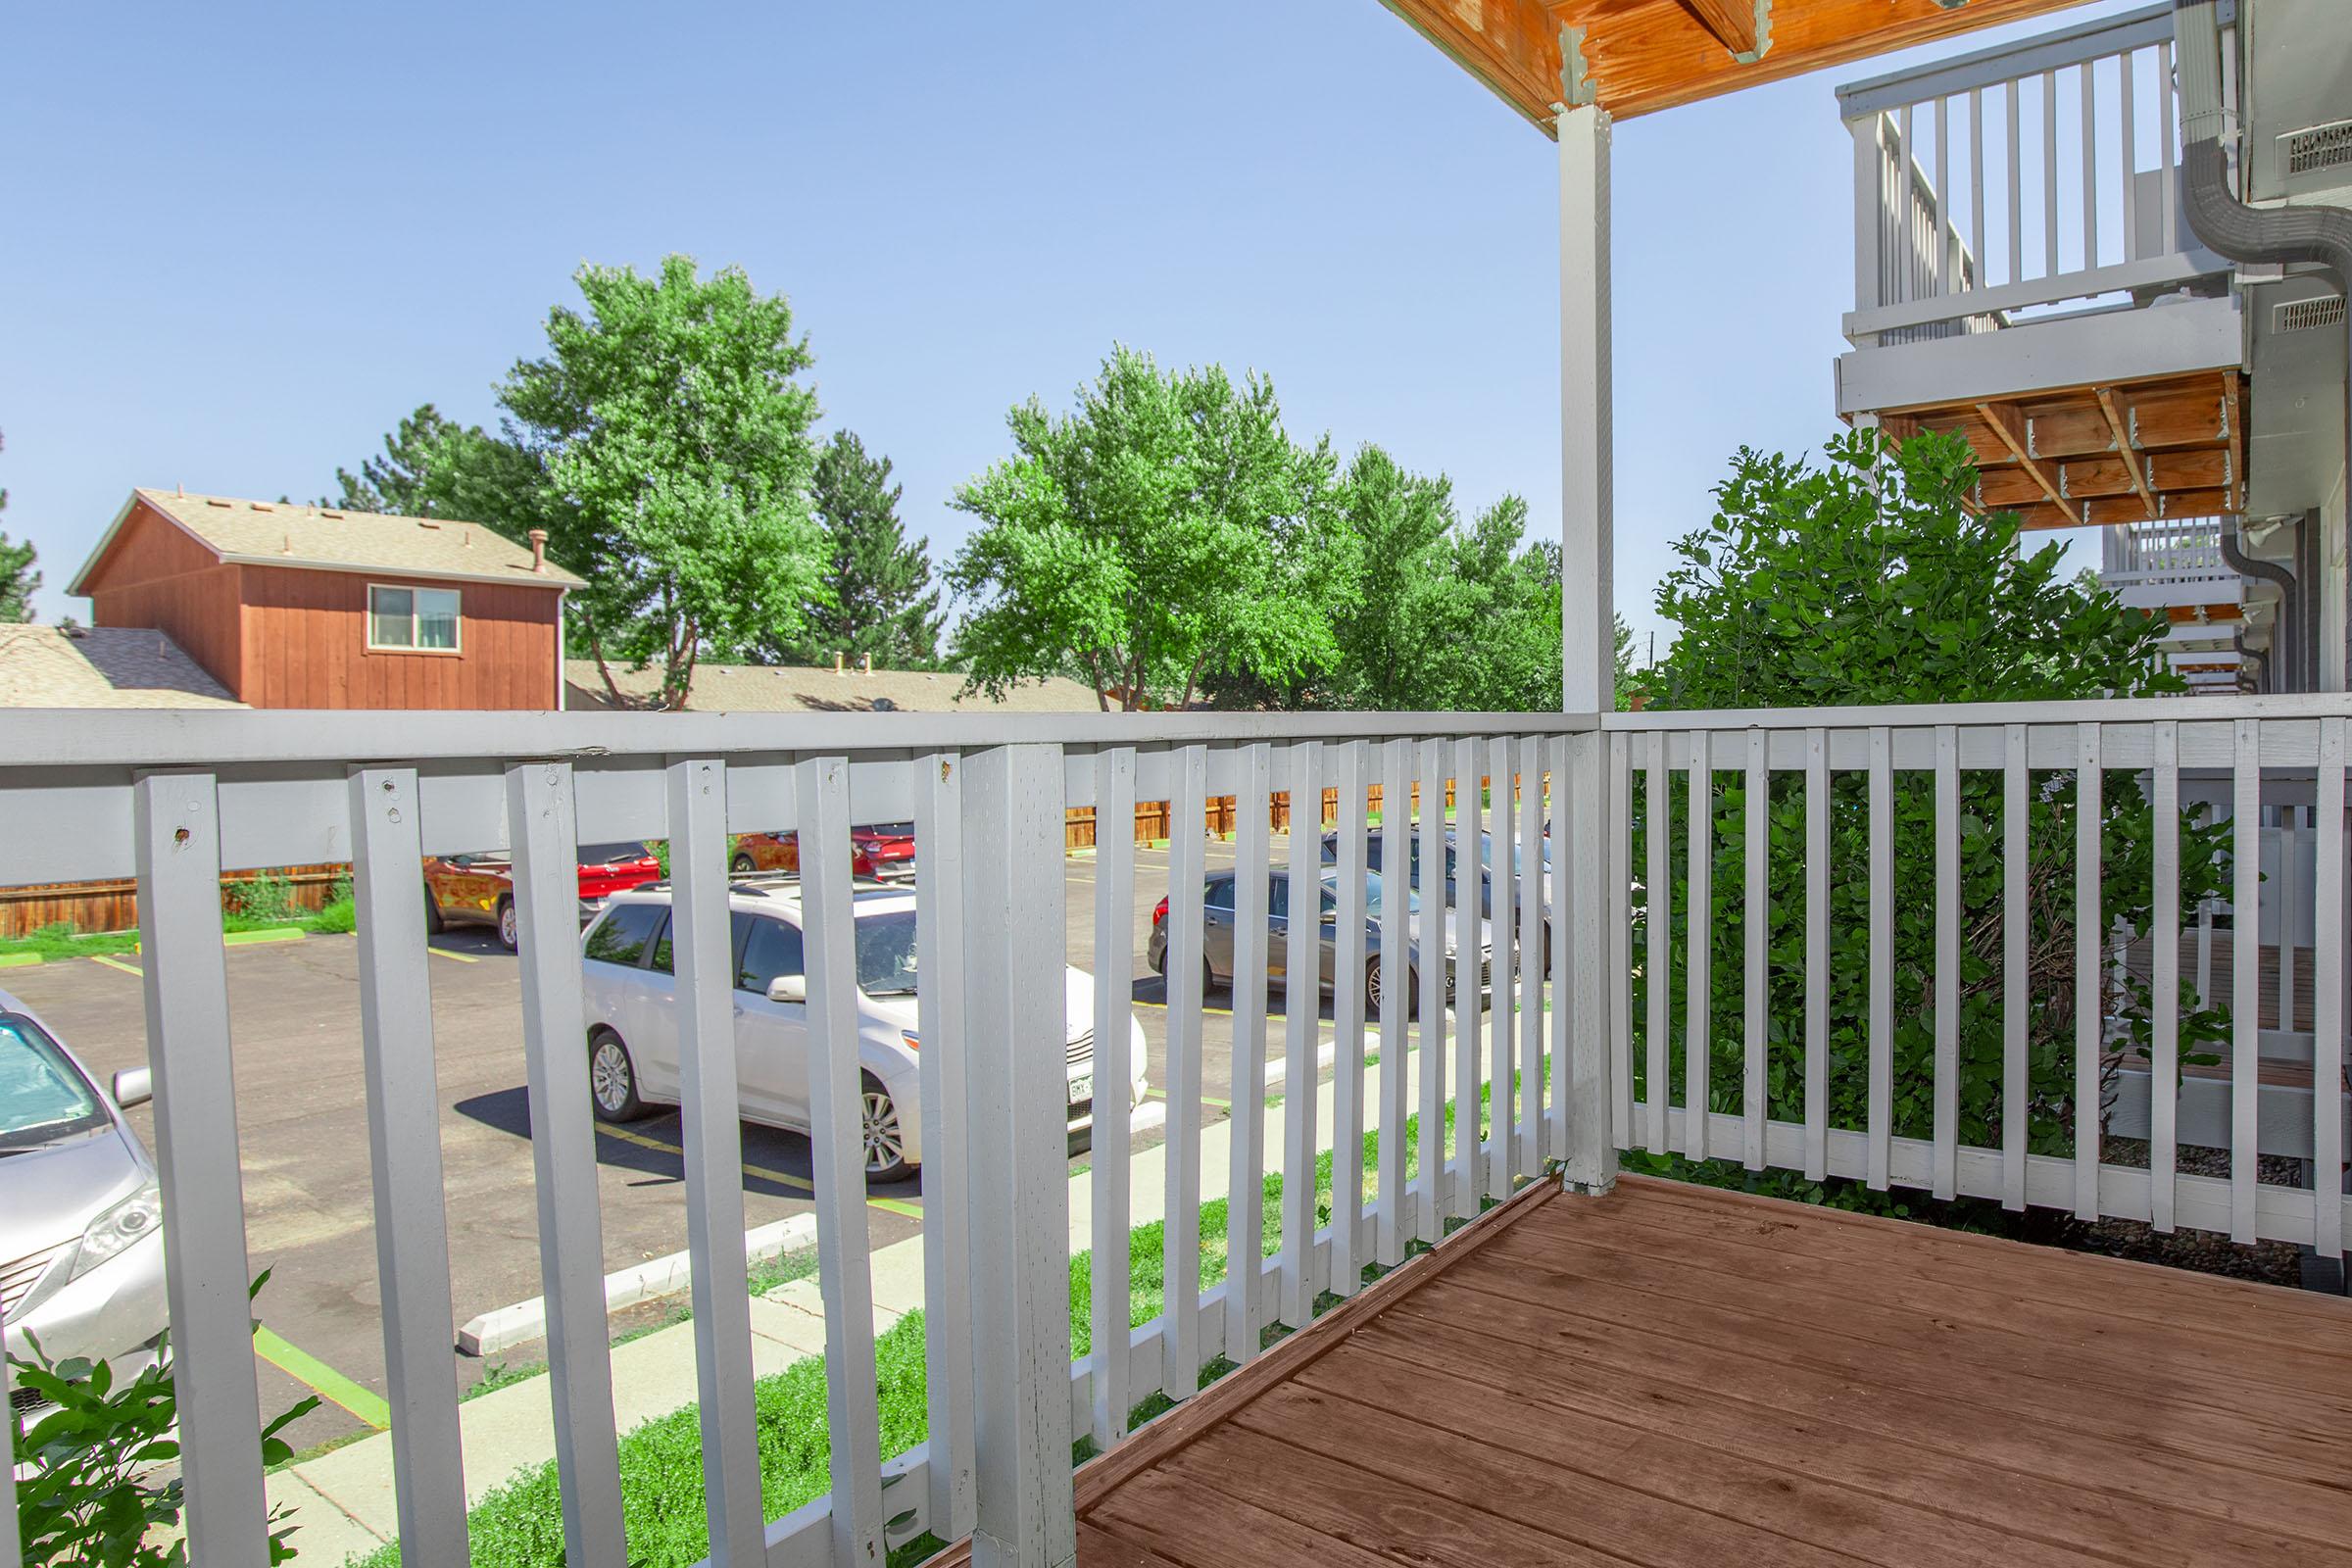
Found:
2223,517 -> 2294,691
2174,0 -> 2352,690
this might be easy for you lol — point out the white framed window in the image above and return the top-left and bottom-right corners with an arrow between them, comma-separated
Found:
367,584 -> 463,652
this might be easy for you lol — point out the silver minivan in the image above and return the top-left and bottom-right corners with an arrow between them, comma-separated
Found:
1,990 -> 169,1400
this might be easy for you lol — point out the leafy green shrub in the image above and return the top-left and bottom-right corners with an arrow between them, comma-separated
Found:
303,879 -> 356,935
10,1280 -> 319,1565
223,873 -> 301,927
1630,428 -> 2231,1183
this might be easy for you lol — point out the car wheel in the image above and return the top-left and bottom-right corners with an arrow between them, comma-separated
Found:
1367,956 -> 1419,1019
588,1029 -> 648,1122
730,852 -> 756,874
860,1073 -> 913,1184
422,885 -> 445,934
497,897 -> 518,952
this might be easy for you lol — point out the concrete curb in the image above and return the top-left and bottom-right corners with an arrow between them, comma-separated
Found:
457,1211 -> 821,1357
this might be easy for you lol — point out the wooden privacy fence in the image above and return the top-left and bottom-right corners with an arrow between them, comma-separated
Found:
0,863 -> 348,940
1064,778 -> 1495,851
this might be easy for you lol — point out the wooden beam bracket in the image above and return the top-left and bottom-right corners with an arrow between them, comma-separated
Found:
1678,0 -> 1774,63
1978,401 -> 2082,526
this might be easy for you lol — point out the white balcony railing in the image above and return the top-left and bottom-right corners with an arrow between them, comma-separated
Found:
1839,3 -> 2235,348
1,695 -> 2346,1564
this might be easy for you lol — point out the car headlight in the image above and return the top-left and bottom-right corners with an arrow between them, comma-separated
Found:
68,1180 -> 162,1284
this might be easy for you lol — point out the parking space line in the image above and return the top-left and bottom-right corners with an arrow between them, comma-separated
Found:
253,1326 -> 392,1431
867,1197 -> 924,1219
426,946 -> 480,964
1147,1089 -> 1232,1110
89,955 -> 143,977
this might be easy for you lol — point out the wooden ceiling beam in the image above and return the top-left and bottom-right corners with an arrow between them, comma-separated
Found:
1678,0 -> 1763,60
2095,386 -> 2159,523
1376,0 -> 1563,131
1978,401 -> 2081,526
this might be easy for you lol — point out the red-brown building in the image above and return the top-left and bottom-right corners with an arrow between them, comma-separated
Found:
68,489 -> 582,709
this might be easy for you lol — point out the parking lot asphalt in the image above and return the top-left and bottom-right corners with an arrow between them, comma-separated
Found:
3,831 -> 1409,1452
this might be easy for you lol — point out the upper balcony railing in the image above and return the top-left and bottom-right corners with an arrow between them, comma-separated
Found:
2,694 -> 2345,1565
1839,3 -> 2235,349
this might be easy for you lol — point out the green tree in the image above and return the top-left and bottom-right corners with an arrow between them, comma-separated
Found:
1631,427 -> 2230,1199
502,256 -> 826,710
1308,445 -> 1558,711
321,404 -> 544,538
0,429 -> 36,622
949,346 -> 1339,710
775,429 -> 943,667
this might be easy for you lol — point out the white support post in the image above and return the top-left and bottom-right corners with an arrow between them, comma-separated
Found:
960,745 -> 1078,1568
1558,97 -> 1618,1198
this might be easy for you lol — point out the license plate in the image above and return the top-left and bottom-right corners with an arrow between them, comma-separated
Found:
1069,1074 -> 1093,1103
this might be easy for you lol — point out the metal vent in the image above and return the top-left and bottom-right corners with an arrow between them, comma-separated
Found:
2277,295 -> 2348,334
2281,120 -> 2352,177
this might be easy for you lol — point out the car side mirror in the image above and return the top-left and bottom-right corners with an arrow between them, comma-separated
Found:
112,1067 -> 152,1109
767,974 -> 808,1004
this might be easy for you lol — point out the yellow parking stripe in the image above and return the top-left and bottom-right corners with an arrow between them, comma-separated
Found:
596,1120 -> 906,1218
252,1326 -> 391,1430
868,1197 -> 924,1219
426,946 -> 480,964
90,956 -> 143,977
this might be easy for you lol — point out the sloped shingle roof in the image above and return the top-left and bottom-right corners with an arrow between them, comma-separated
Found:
564,661 -> 1102,714
0,624 -> 246,709
71,490 -> 585,593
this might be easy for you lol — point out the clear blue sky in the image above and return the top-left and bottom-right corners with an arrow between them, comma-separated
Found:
2,1 -> 2129,657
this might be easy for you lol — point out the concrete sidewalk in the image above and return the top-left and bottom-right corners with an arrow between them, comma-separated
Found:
279,1029 -> 1429,1565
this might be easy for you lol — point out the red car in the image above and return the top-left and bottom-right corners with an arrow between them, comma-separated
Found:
727,823 -> 916,882
422,841 -> 663,951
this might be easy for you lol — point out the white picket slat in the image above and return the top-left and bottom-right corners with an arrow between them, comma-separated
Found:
2002,723 -> 2030,1213
2230,719 -> 2260,1243
1488,735 -> 1516,1198
1933,725 -> 1959,1200
2074,722 -> 2103,1222
1088,747 -> 1136,1440
1374,739 -> 1410,1264
1686,729 -> 1713,1162
2150,722 -> 2180,1235
1281,740 -> 1324,1319
1453,735 -> 1483,1215
663,758 -> 763,1566
347,766 -> 470,1568
1225,743 -> 1273,1359
2279,815 -> 2299,1034
1742,728 -> 1768,1172
1868,727 -> 1893,1191
1803,728 -> 1828,1184
2315,717 -> 2346,1260
1549,732 -> 1575,1164
1573,731 -> 1603,1171
1644,731 -> 1672,1153
919,750 -> 978,1524
134,772 -> 272,1567
1162,744 -> 1209,1386
505,760 -> 628,1567
1329,740 -> 1369,1293
1418,738 -> 1447,1242
795,756 -> 886,1566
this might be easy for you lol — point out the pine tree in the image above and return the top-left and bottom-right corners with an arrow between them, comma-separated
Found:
0,430 -> 38,622
792,430 -> 943,668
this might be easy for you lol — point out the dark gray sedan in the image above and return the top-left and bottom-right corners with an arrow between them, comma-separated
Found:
1147,867 -> 1491,1016
1322,826 -> 1552,966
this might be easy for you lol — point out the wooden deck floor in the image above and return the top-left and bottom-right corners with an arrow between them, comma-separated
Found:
1047,1175 -> 2352,1568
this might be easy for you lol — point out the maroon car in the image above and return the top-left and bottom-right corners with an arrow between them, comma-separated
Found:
423,841 -> 664,950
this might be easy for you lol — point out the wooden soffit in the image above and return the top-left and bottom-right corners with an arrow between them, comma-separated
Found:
1377,0 -> 2104,129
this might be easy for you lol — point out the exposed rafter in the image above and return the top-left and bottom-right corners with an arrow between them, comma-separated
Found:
2222,369 -> 2244,512
2094,386 -> 2159,523
1977,401 -> 2082,526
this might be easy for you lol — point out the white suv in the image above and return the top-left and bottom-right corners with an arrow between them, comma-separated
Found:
577,880 -> 1148,1183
